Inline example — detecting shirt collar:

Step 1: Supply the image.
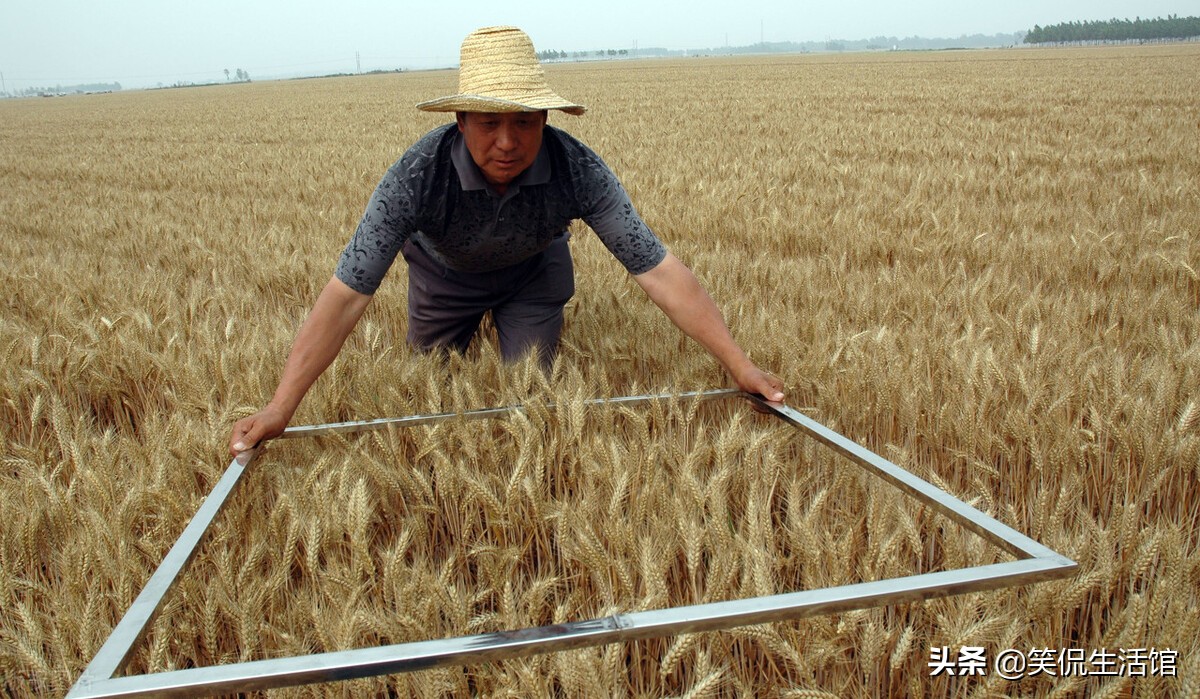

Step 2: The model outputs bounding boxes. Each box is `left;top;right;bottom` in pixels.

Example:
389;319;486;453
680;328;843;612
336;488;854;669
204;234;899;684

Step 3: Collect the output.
451;128;551;194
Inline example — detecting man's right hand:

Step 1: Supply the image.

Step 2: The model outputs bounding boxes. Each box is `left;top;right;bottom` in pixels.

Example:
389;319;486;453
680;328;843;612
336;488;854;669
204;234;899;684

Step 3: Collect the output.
225;276;373;460
229;404;292;457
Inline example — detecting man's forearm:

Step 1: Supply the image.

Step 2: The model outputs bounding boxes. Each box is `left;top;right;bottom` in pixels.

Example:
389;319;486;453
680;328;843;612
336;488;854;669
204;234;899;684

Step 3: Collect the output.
268;276;372;418
633;253;756;380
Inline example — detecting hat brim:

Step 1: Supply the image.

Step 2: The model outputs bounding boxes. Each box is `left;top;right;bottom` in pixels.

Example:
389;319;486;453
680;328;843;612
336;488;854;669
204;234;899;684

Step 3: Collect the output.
416;93;586;116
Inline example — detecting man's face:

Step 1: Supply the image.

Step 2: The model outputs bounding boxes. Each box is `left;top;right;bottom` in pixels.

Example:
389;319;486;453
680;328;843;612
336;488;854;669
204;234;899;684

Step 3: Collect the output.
456;111;546;192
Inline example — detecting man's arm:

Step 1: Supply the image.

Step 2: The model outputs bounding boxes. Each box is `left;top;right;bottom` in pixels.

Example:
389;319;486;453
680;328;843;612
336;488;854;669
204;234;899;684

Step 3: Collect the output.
633;253;784;401
229;275;372;456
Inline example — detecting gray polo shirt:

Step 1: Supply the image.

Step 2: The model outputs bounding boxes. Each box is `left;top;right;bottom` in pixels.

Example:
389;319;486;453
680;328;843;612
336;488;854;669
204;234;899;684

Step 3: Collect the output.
335;123;667;295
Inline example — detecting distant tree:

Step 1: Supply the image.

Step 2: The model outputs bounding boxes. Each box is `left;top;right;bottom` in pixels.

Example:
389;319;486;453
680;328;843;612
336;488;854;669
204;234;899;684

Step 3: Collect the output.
1025;15;1200;43
224;68;230;81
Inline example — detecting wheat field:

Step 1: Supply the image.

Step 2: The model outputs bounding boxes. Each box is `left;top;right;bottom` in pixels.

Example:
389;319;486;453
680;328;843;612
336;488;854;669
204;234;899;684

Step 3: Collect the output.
2;45;1199;697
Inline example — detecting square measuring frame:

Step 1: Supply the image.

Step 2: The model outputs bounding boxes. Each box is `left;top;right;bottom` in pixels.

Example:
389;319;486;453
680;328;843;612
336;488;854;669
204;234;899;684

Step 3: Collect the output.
67;389;1077;698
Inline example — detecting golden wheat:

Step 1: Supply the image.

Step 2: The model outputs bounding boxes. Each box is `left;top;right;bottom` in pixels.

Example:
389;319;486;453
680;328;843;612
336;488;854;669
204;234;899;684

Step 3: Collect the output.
1;45;1199;697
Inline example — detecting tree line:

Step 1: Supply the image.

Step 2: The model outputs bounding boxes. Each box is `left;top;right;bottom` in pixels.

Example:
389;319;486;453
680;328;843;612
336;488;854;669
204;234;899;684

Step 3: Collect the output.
15;81;121;97
537;49;628;61
1025;15;1200;44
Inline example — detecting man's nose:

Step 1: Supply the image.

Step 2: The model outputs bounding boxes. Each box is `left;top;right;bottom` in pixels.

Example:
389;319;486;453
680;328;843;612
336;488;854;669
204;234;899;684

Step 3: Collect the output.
495;124;515;150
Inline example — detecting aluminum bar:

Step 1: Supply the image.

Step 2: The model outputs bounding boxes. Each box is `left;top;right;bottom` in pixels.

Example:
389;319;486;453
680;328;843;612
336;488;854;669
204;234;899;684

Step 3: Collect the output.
64;558;1069;699
280;388;741;439
69;389;1077;698
745;395;1071;562
66;448;262;698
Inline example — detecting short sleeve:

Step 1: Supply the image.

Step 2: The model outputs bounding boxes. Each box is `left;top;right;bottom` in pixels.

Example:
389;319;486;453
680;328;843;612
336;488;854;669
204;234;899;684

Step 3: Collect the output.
334;127;447;294
334;169;416;294
561;136;666;275
580;170;667;275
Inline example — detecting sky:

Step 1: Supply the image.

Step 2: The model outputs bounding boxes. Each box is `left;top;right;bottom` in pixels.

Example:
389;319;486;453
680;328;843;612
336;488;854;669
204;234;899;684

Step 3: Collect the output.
2;0;1197;90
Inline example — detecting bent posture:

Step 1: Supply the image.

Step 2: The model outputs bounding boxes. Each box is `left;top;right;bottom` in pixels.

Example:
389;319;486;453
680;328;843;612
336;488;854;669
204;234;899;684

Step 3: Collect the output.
230;26;782;455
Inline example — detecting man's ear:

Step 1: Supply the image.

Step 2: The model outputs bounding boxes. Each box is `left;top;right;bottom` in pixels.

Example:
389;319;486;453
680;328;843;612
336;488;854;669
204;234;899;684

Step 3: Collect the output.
456;112;467;132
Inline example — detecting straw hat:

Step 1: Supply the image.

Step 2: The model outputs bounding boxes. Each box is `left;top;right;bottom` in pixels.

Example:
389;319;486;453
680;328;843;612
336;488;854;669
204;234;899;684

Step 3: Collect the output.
416;26;586;115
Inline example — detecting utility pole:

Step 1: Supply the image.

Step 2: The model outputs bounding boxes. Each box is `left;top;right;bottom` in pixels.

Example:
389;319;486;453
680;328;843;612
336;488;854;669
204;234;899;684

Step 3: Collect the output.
356;51;361;74
1;72;6;97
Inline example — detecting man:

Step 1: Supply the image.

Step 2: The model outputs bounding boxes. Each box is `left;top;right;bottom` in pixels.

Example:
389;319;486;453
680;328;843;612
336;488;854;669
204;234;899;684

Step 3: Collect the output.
229;26;783;457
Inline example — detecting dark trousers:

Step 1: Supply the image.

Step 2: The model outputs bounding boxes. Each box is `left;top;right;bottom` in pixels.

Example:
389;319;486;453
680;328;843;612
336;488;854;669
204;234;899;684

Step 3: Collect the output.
402;234;575;365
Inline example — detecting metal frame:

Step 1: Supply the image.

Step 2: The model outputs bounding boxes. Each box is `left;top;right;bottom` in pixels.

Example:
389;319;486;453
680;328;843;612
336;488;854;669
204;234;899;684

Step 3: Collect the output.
68;390;1077;698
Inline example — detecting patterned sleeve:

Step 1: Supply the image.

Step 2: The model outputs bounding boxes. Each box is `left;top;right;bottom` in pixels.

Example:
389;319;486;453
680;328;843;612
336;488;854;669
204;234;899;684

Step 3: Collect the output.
334;131;441;294
573;148;667;275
